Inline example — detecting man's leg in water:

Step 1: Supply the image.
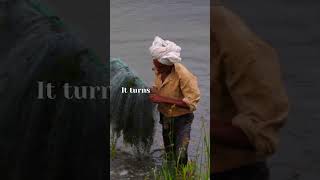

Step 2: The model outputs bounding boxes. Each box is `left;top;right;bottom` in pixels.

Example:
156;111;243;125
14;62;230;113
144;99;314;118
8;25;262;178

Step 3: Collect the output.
161;113;176;161
173;113;193;166
161;113;193;166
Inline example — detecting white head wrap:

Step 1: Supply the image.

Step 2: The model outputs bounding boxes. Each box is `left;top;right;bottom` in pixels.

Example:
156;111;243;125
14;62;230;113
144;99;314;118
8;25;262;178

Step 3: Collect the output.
149;36;182;65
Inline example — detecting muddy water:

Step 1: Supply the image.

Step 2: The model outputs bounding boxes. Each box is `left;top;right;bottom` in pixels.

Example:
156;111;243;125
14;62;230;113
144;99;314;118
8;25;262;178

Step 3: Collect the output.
111;0;210;179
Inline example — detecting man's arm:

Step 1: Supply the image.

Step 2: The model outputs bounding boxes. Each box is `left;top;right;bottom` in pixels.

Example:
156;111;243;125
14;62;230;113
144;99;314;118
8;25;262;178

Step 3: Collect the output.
212;120;254;150
215;50;289;155
149;94;189;108
149;74;201;110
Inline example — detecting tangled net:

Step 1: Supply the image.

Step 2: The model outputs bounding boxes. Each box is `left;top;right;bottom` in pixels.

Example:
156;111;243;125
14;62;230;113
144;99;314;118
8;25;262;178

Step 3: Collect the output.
110;58;155;154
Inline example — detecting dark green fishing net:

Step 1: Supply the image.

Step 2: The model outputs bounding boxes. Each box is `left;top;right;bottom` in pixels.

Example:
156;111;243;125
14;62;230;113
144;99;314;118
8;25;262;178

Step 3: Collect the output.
0;1;107;179
110;58;155;154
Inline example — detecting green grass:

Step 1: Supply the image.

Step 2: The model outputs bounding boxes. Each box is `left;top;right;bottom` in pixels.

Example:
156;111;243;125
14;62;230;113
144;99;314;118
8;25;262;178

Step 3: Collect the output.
146;116;210;180
110;134;118;159
110;117;210;180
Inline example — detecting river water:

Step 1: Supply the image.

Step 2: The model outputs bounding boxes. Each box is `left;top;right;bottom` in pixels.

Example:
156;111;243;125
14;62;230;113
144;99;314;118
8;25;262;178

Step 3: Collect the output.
111;0;210;179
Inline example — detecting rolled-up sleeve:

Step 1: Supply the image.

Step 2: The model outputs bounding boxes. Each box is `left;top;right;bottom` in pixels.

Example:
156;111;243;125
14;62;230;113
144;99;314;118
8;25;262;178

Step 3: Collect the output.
225;50;289;155
180;75;201;111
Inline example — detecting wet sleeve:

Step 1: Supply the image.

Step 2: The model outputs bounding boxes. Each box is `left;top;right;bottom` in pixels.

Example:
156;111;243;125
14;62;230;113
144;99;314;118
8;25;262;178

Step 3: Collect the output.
180;74;201;111
224;51;289;155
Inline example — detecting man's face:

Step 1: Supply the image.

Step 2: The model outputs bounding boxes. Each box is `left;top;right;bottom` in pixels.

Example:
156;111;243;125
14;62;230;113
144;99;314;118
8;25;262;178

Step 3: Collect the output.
153;59;164;69
153;59;172;73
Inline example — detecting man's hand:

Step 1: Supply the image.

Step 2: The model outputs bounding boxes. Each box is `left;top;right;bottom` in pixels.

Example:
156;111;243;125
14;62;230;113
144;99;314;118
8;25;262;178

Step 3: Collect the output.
148;93;189;109
149;87;163;103
148;94;164;103
212;119;254;150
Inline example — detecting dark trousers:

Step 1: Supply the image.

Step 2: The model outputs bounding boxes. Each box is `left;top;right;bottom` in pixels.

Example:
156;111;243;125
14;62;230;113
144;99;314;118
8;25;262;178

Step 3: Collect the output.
211;162;270;180
160;113;193;166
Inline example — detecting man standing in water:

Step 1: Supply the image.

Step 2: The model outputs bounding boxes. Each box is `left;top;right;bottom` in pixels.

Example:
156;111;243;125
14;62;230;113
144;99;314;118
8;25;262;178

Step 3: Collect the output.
212;2;289;180
148;36;201;166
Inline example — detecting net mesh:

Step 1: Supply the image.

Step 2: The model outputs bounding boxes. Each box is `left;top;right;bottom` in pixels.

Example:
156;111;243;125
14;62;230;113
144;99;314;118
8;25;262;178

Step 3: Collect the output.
0;0;107;179
110;58;155;154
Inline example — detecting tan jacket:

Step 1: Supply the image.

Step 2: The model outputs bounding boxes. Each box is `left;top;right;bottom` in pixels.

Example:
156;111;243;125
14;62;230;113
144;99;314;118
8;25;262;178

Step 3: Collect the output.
212;5;289;172
154;63;200;117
